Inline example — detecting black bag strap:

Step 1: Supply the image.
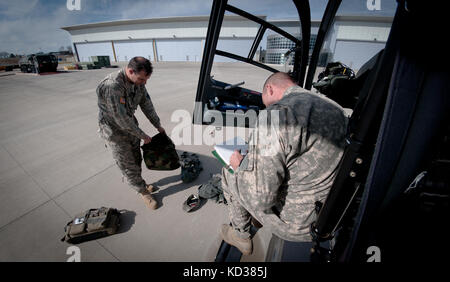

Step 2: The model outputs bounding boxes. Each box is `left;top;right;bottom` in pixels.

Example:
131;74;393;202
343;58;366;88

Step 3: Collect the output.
61;220;73;242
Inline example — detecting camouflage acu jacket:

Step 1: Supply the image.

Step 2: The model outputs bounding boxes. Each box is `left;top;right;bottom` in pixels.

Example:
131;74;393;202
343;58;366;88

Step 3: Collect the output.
96;68;161;140
234;86;348;241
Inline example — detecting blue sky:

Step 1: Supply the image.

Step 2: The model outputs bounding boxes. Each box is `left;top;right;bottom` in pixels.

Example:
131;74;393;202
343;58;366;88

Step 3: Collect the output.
0;0;396;55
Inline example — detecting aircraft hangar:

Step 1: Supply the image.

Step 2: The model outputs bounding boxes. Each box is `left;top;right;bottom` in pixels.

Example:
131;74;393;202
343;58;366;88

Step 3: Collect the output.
61;14;392;71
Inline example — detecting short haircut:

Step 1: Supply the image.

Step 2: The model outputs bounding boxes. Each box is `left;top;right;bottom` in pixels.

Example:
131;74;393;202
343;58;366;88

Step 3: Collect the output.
128;56;153;75
263;72;295;90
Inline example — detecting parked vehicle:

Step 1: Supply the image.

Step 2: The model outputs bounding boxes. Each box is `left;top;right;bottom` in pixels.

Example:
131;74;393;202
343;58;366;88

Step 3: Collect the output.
0;57;20;72
19;54;58;73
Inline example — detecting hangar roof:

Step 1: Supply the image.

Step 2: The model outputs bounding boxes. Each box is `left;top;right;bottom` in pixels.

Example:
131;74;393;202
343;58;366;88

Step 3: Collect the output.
61;15;266;31
62;15;392;31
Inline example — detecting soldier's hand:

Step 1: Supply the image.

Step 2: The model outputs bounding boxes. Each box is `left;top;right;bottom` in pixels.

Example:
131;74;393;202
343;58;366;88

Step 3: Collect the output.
157;127;166;135
143;135;152;144
230;150;244;171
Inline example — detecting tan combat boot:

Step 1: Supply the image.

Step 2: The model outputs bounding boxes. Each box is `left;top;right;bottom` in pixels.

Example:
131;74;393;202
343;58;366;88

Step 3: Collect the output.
140;184;157;210
220;224;253;255
145;184;155;193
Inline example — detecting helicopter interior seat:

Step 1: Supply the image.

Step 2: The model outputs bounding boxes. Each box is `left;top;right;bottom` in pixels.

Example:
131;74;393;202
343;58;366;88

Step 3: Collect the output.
319;49;385;110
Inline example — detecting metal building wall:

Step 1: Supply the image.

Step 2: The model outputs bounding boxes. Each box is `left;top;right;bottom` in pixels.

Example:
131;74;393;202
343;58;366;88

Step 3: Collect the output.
63;16;261;64
331;21;390;70
155;39;203;62
215;38;254;62
75;42;114;63
332;40;386;70
114;40;154;62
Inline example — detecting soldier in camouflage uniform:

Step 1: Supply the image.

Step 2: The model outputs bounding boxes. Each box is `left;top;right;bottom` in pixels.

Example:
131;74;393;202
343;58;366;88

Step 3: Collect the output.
97;57;165;210
220;72;348;255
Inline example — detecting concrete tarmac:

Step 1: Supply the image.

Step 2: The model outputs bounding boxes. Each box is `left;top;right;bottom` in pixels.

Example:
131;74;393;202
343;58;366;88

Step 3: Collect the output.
0;62;282;261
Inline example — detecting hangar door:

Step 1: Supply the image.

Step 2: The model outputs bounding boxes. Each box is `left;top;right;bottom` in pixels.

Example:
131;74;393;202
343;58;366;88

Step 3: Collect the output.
75;42;114;63
333;40;386;71
156;39;202;62
215;38;254;62
114;40;154;62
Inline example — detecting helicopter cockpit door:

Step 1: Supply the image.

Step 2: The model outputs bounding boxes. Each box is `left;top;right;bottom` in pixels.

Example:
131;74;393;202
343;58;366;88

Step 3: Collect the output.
192;0;311;128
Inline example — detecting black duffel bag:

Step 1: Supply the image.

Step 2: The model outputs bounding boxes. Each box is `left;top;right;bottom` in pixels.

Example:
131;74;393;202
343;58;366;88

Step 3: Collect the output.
141;133;180;170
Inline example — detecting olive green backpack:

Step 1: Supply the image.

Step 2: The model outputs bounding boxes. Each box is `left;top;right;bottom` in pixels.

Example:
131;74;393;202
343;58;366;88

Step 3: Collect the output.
61;207;121;244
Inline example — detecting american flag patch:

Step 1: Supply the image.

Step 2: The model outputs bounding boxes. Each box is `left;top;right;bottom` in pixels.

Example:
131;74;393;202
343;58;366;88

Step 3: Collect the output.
119;97;126;104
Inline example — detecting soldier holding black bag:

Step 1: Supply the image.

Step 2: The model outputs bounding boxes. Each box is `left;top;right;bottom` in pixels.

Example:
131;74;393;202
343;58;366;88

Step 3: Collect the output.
97;57;165;210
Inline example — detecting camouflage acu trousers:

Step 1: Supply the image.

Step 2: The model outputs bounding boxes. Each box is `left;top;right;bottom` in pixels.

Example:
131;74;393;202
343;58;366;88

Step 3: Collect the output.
221;167;314;242
100;123;146;193
221;168;255;239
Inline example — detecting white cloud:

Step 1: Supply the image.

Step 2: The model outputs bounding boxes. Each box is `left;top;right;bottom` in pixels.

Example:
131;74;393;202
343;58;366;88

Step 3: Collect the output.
0;0;39;18
117;0;213;20
0;4;74;54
